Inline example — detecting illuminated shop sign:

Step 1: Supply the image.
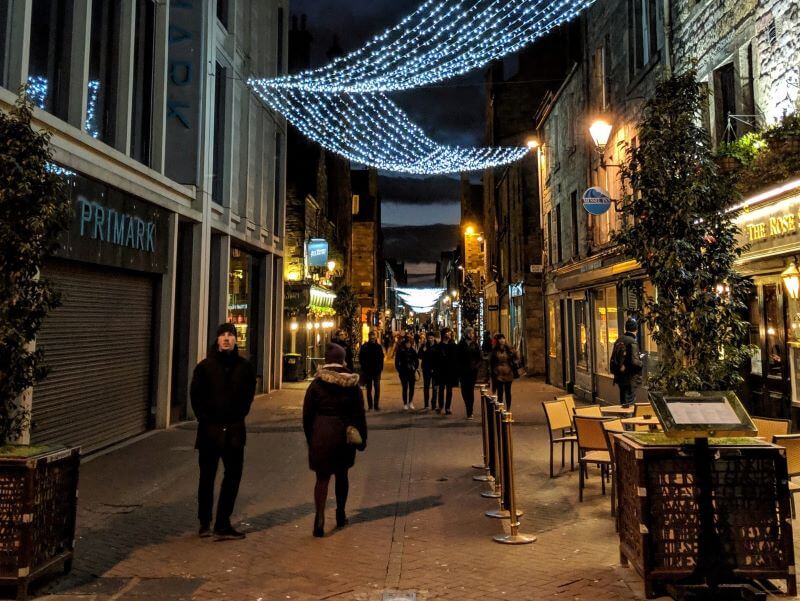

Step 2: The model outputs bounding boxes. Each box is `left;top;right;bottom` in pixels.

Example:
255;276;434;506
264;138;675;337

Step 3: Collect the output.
307;238;329;267
736;187;800;259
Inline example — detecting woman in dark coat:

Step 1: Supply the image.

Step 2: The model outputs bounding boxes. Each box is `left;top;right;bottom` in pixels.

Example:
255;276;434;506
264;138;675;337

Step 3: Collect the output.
303;344;367;537
489;334;520;409
395;336;419;410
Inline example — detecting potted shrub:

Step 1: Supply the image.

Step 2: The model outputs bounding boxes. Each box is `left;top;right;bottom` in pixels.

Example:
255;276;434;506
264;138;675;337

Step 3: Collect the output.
0;93;78;599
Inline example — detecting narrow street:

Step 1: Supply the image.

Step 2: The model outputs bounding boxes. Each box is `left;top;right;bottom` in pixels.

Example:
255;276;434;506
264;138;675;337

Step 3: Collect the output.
37;366;662;601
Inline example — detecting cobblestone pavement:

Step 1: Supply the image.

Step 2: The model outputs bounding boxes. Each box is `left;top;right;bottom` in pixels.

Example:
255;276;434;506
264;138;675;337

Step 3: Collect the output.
27;366;795;600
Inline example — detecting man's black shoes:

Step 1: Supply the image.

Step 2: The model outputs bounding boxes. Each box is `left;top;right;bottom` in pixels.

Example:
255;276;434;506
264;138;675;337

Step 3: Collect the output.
213;525;246;541
199;523;212;538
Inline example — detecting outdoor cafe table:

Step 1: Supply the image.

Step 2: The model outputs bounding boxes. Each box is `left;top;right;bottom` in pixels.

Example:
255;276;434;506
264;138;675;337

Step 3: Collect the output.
620;416;662;431
600;405;635;417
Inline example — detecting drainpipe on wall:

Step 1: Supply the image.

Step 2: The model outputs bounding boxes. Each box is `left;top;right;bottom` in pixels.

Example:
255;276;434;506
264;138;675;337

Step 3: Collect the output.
663;0;673;77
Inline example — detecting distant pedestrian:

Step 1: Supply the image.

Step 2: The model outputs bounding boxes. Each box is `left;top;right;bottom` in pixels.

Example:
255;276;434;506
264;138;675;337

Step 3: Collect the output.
332;329;355;372
457;327;482;419
395;336;419;410
359;330;385;411
435;327;459;415
610;318;644;406
481;330;493;354
303;343;367;537
418;331;439;410
190;323;256;540
489;334;519;410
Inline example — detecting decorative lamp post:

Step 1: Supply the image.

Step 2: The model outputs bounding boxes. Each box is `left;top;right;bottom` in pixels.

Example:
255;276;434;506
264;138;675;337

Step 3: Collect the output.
782;261;800;300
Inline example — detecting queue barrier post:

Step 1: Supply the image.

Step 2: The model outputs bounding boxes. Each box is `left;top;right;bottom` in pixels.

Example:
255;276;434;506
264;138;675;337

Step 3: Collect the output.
480;396;501;499
473;389;492;481
493;411;536;545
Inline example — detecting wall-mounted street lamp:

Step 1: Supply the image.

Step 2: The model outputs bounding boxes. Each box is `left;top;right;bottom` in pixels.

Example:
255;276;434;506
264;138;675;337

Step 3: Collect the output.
327;260;336;272
782;261;800;300
526;137;540;150
589;118;617;168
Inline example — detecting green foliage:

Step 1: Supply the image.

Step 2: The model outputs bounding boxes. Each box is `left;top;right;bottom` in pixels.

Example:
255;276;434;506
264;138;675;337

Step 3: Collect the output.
0;93;71;444
459;273;480;329
736;112;800;196
612;70;752;394
716;132;765;164
333;284;360;348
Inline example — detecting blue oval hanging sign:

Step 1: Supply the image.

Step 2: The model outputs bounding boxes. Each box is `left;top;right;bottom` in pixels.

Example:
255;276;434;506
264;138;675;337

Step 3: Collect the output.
582;187;612;216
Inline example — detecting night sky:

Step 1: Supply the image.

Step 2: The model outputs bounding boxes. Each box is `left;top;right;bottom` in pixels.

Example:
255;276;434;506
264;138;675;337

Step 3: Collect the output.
290;0;485;276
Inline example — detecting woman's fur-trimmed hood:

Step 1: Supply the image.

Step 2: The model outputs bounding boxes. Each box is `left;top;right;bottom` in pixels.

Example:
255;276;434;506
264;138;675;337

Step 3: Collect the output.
315;365;360;388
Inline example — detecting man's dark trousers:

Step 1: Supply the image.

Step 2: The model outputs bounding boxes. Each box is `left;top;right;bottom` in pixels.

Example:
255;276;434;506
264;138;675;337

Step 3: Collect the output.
460;375;476;417
437;382;453;412
423;370;435;407
198;431;244;530
364;374;381;409
618;381;636;406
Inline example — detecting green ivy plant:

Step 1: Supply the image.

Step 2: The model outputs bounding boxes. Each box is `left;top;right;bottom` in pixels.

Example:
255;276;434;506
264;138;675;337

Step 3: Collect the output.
613;70;752;393
0;93;71;444
333;284;360;351
734;112;800;196
716;131;765;165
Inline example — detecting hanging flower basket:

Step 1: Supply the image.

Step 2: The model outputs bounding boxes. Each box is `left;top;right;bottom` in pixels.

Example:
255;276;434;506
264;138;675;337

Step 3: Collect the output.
715;155;741;175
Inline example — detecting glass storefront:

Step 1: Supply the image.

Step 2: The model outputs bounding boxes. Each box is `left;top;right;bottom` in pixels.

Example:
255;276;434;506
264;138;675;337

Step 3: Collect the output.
228;248;257;356
593;285;618;375
574;299;588;370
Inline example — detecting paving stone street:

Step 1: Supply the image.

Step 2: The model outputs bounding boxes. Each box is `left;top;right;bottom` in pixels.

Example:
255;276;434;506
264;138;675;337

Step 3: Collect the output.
27;367;793;601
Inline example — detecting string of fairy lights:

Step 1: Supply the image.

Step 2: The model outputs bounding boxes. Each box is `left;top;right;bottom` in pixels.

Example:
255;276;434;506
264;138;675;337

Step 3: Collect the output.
249;0;595;173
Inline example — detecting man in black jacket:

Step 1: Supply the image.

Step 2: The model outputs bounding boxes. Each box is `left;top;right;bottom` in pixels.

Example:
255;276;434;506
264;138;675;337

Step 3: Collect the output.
418;332;438;410
457;327;482;419
611;318;644;406
359;330;385;410
435;327;459;415
190;323;256;540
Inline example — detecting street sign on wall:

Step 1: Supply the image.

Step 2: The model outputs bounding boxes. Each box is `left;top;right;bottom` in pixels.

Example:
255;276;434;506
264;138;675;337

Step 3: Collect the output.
583;187;613;215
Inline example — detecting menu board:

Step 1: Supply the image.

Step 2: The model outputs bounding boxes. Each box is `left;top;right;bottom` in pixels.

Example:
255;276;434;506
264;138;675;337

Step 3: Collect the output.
649;391;756;438
665;398;740;425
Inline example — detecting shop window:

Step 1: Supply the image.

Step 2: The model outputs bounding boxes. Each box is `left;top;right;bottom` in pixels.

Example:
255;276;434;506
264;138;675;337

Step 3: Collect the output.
764;284;785;377
228;248;253;352
212;61;227;205
749;293;763;375
549;300;557;358
87;0;121;141
131;0;156;166
575;300;588;370
592;163;621;246
0;2;11;89
28;0;74;120
594;286;618;375
641;281;659;355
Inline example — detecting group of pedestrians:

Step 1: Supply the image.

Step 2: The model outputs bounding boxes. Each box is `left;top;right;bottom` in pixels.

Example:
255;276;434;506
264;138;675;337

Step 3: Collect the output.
189;321;522;541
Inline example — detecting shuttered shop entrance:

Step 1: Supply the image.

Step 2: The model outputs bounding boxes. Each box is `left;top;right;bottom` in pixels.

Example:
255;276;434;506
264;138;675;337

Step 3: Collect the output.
32;260;155;453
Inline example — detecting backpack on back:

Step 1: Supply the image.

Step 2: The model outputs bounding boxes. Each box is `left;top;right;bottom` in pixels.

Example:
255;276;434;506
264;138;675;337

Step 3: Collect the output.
609;338;628;376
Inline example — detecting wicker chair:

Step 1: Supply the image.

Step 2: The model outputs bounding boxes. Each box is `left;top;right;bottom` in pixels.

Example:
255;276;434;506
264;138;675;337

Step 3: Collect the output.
543;400;577;478
574;405;603;418
773;434;800;518
753;416;791;441
574;416;614;503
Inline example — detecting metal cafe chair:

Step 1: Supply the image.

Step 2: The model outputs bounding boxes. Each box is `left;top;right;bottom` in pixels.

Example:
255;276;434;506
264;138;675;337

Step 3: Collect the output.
542;400;577;478
555;395;577;426
602;418;625;517
753;416;791;442
773;434;800;518
574;416;615;503
574;405;603;418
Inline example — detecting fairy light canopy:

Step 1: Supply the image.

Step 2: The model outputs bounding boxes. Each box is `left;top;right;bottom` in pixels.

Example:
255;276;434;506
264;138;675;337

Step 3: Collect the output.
396;288;447;313
248;0;596;174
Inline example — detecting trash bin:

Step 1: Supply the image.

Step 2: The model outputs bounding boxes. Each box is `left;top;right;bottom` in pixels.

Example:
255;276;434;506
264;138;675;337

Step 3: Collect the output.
283;353;304;382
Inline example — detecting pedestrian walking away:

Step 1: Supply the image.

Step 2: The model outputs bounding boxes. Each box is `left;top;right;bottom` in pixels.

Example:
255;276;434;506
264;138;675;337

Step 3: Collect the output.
303;343;368;538
610;318;644;406
489;333;519;410
395;335;419;410
332;329;355;372
457;327;482;419
359;330;385;410
435;327;459;415
190;322;256;541
418;331;439;410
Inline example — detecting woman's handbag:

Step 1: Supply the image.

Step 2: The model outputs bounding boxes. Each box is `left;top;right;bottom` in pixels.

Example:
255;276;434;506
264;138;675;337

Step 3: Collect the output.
346;425;363;446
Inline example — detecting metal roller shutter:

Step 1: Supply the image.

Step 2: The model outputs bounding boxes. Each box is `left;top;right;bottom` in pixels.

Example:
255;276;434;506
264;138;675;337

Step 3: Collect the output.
32;260;154;453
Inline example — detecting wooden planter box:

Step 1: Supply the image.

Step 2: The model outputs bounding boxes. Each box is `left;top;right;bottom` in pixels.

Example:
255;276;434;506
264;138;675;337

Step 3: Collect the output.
0;447;80;600
614;434;796;598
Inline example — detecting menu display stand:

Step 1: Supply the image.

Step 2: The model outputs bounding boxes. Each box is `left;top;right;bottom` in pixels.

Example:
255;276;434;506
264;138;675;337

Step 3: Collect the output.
649;391;763;601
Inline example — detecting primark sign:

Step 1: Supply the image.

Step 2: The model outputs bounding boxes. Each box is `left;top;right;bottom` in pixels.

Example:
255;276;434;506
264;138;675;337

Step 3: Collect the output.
54;173;170;273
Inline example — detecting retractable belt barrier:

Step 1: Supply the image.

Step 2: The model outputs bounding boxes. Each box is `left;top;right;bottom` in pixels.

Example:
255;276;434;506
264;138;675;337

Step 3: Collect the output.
474;392;536;544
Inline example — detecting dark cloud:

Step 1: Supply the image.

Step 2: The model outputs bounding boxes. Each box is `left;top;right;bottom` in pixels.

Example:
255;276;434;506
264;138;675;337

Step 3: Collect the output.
382;223;460;264
379;175;461;205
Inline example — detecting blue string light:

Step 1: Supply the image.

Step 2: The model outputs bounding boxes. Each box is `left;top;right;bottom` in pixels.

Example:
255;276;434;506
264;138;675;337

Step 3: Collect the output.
85;80;100;138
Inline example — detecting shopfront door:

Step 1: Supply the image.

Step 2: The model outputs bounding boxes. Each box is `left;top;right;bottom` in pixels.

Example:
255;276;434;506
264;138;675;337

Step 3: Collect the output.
747;281;791;418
